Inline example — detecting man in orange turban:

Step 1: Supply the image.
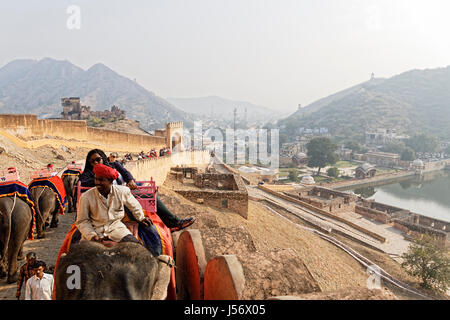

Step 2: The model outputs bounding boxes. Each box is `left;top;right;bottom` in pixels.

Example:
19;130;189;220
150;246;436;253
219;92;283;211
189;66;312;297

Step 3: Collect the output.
75;163;153;243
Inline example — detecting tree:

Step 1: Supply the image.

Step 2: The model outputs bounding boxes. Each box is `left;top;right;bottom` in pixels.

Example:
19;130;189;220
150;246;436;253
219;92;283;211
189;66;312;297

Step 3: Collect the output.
406;133;440;153
327;167;340;178
306;137;339;176
401;235;450;293
344;141;362;153
288;169;299;182
401;147;416;161
444;145;450;156
382;140;406;154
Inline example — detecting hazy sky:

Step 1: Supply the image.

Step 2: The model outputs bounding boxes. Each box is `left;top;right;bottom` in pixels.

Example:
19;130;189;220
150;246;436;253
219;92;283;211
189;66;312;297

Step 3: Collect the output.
2;0;450;113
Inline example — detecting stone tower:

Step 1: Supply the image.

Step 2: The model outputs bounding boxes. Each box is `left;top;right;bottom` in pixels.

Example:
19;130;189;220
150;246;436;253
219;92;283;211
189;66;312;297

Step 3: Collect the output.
61;97;81;119
166;121;184;152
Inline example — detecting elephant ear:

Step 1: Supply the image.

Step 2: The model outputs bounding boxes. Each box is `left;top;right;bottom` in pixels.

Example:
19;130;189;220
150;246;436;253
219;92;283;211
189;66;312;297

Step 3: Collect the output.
150;255;174;300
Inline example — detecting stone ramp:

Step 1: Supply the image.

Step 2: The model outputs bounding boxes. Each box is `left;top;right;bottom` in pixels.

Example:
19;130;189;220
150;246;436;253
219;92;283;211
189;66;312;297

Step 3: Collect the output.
249;186;413;257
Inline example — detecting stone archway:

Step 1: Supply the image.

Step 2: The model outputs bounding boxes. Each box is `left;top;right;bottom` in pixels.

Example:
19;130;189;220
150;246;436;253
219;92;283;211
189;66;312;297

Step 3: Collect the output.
171;132;182;152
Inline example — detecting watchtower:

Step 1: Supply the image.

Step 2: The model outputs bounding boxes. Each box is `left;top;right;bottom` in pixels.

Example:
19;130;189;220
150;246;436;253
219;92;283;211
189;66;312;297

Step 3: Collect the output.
61;97;81;119
166;121;184;152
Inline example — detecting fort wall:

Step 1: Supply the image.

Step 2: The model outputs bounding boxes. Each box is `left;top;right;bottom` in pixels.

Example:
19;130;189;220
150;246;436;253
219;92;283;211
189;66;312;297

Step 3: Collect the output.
125;150;211;187
0;114;167;152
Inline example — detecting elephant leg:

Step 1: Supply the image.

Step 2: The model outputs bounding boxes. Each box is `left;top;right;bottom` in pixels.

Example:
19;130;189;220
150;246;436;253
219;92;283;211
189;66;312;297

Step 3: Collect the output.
7;240;21;283
67;194;72;213
0;241;6;278
0;208;11;279
70;192;76;213
7;233;25;283
7;206;31;283
73;197;78;215
0;234;7;278
50;207;59;228
17;246;24;261
36;216;46;239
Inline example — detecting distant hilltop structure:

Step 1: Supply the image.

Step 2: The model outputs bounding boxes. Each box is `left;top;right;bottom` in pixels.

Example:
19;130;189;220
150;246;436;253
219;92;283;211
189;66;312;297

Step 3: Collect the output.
61;97;126;121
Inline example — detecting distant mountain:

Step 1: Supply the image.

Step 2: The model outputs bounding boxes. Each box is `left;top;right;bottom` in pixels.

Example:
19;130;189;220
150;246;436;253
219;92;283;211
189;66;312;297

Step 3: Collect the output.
167;96;285;125
278;66;450;141
0;58;193;130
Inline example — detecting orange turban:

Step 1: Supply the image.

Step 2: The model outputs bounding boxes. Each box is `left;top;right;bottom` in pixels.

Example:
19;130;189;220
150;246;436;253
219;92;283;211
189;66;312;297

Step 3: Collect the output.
93;164;119;180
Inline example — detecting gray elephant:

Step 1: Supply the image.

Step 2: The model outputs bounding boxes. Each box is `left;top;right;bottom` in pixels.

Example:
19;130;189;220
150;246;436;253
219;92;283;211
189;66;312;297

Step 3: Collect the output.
30;187;60;239
0;195;33;283
54;241;173;300
62;175;79;213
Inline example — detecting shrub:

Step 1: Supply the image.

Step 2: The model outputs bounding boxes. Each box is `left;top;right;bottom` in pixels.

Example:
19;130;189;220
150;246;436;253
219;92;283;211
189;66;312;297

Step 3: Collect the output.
288;169;299;182
401;235;450;293
327;167;340;178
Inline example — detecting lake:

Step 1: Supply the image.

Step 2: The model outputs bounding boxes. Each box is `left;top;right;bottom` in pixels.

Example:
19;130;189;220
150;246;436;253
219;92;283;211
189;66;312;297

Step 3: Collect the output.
345;170;450;223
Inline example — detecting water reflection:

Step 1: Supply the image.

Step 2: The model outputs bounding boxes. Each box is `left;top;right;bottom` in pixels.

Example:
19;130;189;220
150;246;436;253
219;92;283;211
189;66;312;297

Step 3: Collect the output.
350;170;450;222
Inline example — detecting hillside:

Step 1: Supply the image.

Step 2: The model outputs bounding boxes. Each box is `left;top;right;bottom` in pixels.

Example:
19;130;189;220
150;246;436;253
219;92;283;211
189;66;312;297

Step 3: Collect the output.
278;66;450;141
0;58;193;130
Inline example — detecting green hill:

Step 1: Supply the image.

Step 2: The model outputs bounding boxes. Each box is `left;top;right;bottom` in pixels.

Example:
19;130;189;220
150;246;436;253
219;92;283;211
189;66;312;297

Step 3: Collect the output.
278;66;450;142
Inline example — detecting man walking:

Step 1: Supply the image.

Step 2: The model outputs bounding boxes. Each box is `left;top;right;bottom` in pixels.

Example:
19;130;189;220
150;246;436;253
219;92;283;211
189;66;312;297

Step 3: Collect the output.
25;261;54;300
16;252;37;300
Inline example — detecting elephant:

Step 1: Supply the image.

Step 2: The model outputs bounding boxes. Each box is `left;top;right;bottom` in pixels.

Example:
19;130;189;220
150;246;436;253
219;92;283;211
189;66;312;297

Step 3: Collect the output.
30;187;60;239
54;241;173;300
62;174;79;213
0;195;33;283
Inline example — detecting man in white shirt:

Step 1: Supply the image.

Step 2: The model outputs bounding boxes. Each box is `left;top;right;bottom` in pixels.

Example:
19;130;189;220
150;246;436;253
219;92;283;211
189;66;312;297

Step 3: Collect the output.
75;163;153;243
25;261;54;300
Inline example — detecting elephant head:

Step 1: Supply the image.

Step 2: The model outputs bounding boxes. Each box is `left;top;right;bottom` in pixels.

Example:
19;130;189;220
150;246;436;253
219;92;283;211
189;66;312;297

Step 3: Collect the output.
54;241;173;300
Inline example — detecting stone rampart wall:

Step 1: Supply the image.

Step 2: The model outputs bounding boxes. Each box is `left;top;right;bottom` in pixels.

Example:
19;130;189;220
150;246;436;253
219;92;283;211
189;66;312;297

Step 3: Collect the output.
355;206;390;224
0;114;166;152
125;151;211;187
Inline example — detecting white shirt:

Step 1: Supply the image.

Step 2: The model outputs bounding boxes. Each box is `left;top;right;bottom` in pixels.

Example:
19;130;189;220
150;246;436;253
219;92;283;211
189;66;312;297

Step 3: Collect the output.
25;273;54;300
75;185;145;242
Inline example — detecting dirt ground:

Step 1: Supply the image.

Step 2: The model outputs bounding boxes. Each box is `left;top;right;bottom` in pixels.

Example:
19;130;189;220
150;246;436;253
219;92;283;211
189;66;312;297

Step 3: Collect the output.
0;134;92;183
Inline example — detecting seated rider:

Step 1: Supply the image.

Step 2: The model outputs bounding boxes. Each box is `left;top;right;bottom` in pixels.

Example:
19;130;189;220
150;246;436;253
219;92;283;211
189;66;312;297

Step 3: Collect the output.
47;164;58;177
75;163;153;243
79;149;195;232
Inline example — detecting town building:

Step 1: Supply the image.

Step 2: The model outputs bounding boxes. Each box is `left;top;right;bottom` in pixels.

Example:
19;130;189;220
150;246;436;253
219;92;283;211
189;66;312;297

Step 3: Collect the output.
365;128;408;146
355;163;377;179
365;151;400;167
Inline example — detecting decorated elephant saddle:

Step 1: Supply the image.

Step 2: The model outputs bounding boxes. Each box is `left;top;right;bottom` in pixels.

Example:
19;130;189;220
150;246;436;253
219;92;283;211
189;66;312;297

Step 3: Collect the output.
29;176;67;215
62;164;83;178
